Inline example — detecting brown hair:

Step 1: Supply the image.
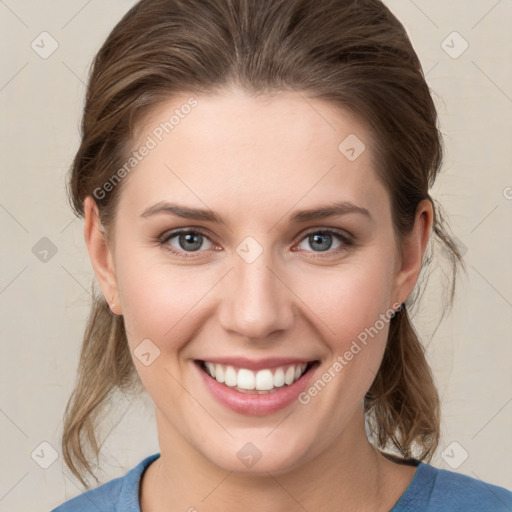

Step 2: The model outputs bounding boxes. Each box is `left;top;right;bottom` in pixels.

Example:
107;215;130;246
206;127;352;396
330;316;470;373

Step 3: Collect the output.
63;0;466;487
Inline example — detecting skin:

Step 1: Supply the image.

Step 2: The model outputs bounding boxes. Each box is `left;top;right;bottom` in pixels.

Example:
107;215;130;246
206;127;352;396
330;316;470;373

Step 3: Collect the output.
84;87;433;511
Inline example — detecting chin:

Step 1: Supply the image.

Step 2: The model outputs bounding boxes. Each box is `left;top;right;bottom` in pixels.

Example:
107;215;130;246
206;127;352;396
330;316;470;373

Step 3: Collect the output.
198;432;314;476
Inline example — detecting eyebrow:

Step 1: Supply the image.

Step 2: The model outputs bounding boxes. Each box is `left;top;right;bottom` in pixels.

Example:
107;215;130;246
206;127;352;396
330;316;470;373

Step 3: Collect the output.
140;200;372;223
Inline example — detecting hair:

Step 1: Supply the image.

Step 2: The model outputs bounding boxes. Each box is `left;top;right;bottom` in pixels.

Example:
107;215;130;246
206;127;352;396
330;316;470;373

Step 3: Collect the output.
62;0;467;487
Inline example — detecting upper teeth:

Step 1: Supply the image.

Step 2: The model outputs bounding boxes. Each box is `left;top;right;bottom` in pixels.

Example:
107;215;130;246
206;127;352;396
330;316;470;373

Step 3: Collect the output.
203;362;308;392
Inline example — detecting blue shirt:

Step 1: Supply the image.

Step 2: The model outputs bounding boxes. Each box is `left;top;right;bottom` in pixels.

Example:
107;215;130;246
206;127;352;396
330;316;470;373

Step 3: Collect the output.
50;452;512;511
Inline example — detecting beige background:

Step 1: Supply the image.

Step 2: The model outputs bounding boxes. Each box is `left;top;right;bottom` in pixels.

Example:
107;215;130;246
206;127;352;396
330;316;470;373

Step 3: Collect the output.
0;0;511;510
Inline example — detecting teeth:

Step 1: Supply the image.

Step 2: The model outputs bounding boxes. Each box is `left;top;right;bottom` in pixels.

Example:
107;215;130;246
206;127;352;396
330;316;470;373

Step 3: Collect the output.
284;366;295;385
205;362;215;377
202;361;310;392
237;369;255;390
216;364;225;383
273;367;285;387
224;365;237;387
255;369;274;391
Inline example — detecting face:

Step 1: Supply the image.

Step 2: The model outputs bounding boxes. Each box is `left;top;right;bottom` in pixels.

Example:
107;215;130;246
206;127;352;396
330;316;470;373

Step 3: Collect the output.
86;87;427;475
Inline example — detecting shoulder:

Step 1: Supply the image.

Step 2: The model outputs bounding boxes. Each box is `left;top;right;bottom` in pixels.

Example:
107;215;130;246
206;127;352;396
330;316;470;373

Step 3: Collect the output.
50;474;124;512
424;463;512;511
49;453;160;512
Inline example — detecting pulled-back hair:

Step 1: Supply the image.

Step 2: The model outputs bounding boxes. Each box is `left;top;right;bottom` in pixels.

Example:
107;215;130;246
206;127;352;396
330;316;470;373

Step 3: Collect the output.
63;0;466;487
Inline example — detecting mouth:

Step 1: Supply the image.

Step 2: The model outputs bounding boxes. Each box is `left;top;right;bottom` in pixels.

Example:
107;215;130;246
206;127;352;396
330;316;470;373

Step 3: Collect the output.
195;359;319;394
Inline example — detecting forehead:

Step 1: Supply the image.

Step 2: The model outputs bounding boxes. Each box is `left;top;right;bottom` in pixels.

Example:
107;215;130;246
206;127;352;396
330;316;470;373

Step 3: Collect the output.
119;88;390;221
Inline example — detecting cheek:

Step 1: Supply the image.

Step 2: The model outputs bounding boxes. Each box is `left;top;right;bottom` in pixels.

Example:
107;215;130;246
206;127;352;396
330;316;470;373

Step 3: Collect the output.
115;232;395;359
115;247;220;345
294;258;394;341
294;270;394;417
114;251;216;396
292;257;395;397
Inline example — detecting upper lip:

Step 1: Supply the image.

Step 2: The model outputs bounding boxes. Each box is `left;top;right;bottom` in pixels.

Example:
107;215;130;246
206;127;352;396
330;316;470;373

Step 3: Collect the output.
196;357;318;371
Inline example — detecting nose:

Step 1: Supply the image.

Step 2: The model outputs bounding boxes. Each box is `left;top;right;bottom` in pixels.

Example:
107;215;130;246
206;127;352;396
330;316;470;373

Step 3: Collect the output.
217;249;295;340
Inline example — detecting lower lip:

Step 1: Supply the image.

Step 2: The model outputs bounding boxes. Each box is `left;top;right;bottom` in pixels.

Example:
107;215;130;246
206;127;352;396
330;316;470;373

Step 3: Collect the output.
195;361;318;416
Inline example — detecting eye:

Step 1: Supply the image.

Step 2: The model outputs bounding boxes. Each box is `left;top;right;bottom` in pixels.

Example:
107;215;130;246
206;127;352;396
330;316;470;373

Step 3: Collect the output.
160;229;215;257
295;229;353;255
158;227;354;259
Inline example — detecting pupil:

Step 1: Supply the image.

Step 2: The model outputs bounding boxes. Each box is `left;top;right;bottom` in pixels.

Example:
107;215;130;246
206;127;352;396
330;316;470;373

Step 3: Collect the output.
310;233;332;252
179;232;202;251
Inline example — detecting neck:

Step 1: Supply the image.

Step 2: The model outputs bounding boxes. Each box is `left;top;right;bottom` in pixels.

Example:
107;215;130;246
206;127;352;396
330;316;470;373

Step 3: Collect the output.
141;409;403;512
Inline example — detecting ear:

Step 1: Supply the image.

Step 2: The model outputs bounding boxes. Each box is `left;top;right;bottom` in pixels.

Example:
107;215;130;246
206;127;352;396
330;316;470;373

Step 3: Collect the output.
83;196;121;314
391;198;433;306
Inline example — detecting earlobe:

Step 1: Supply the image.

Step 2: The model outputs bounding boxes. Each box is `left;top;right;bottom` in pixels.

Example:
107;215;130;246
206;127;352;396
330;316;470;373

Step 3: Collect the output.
392;199;433;305
83;196;121;314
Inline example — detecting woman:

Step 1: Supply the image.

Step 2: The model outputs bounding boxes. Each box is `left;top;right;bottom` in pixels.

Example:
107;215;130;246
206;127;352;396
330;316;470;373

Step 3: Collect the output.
51;0;512;510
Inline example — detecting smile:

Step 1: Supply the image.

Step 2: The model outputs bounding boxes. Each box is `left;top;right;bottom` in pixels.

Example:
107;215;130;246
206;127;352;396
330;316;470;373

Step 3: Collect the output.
195;358;319;415
198;360;314;394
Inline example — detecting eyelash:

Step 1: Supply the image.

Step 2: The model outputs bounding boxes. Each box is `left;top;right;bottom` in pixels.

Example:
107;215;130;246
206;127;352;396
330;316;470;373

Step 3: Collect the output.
157;227;354;260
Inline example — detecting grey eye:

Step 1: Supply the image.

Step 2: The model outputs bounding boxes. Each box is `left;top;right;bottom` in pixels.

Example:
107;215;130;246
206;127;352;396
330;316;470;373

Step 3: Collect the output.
167;231;213;252
297;231;343;252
